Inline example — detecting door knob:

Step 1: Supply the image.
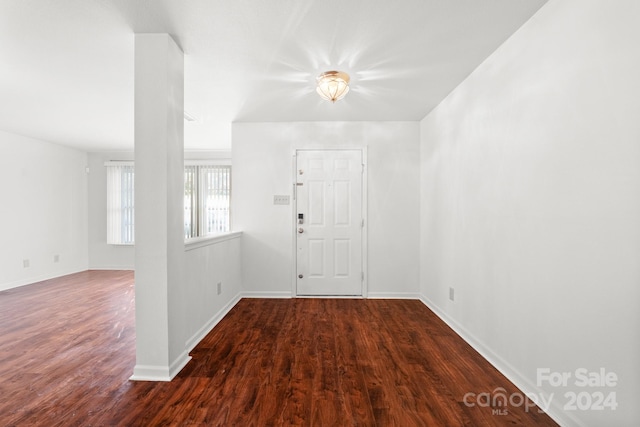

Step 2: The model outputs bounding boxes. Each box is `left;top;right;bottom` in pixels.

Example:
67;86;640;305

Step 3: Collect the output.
298;227;304;234
298;274;303;279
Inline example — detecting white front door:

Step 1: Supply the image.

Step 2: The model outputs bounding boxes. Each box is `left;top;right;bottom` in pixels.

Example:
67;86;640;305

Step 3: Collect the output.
295;149;363;296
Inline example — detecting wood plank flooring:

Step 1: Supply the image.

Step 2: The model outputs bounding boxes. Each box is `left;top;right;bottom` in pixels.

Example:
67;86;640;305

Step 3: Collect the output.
0;270;558;426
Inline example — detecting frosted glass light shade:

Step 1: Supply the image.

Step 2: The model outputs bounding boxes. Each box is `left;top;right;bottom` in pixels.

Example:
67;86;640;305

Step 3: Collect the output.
316;71;350;102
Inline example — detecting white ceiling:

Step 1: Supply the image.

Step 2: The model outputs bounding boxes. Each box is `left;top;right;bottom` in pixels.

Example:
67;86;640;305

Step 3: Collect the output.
0;0;547;152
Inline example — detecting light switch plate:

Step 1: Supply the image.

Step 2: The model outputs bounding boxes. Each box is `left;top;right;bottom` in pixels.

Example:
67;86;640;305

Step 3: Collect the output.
273;195;290;205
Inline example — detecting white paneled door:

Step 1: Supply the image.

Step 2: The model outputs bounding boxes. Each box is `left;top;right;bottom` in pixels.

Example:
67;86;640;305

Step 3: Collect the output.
295;150;364;296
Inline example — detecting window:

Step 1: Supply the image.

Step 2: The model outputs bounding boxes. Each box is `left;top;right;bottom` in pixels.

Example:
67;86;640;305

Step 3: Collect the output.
105;161;231;245
184;164;231;239
106;162;135;245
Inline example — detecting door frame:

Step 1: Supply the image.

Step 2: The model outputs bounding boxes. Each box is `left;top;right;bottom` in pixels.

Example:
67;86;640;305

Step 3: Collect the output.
291;147;368;298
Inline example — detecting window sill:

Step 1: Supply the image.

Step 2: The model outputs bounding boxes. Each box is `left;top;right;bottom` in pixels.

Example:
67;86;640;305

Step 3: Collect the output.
184;231;242;251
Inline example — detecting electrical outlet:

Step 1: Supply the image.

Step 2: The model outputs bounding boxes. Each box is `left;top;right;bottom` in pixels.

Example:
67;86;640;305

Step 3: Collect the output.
449;287;455;301
217;282;222;295
53;254;60;263
23;259;30;268
273;195;290;205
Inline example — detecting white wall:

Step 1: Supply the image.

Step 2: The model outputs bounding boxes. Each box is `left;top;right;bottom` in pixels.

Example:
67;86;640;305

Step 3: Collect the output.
0;130;89;291
232;121;420;298
184;234;243;350
419;0;640;425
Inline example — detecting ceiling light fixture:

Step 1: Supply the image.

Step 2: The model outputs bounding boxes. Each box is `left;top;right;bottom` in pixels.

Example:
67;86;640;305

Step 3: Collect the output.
316;71;350;102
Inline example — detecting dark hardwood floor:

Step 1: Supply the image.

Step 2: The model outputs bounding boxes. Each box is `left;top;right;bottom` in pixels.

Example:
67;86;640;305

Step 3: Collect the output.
0;270;558;426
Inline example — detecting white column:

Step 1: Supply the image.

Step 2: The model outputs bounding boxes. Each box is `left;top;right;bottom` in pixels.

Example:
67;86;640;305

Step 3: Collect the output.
131;33;189;381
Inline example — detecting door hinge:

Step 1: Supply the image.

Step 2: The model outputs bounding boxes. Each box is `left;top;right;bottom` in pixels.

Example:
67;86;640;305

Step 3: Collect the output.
361;218;365;228
361;271;364;281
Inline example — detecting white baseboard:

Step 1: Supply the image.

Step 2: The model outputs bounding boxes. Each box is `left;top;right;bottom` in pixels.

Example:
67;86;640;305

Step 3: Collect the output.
185;292;243;352
0;267;88;292
240;291;420;299
129;351;192;382
241;291;293;298
368;292;420;299
169;351;192;379
131;292;242;382
419;294;580;427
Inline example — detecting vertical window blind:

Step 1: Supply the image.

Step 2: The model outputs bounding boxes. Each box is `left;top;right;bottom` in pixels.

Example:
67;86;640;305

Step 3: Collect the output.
106;162;135;245
184;164;231;239
106;161;230;245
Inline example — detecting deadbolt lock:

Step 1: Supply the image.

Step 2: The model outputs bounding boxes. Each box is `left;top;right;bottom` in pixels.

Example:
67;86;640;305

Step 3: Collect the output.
298;274;303;279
